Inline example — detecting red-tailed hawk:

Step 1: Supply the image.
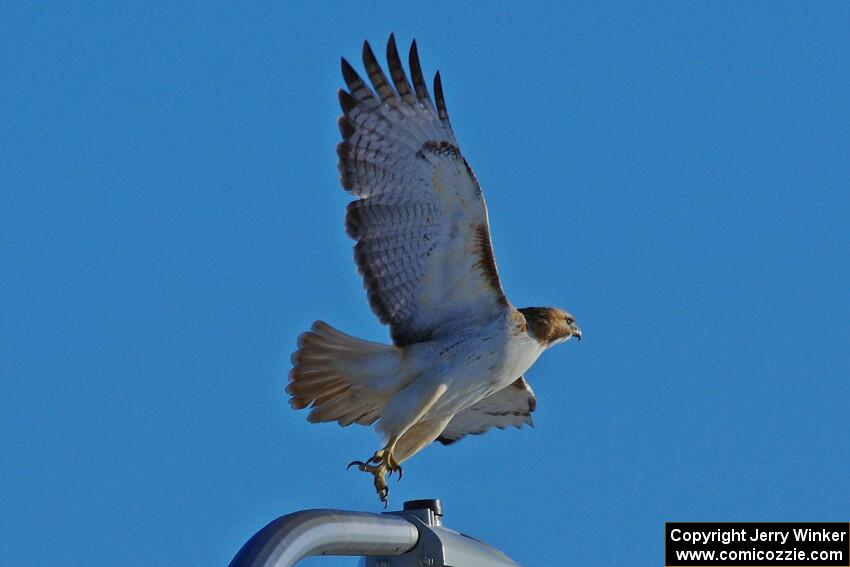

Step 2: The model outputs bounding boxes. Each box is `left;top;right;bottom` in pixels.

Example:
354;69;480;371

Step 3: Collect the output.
287;35;581;505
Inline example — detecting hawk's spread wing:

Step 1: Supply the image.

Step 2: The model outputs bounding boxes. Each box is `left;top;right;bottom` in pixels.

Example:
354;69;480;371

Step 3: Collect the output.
338;35;508;346
436;377;536;445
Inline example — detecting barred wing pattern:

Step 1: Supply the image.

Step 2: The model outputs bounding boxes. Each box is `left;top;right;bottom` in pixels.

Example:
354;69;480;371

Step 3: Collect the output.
338;35;508;346
436;377;536;445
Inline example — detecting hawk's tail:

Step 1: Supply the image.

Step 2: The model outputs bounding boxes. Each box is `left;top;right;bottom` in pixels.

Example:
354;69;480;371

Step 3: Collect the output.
287;321;405;426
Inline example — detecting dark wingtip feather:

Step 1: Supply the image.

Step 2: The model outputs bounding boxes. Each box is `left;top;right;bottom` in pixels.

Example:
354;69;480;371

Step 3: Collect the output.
436;436;459;446
362;39;395;102
386;33;414;102
338;89;356;114
408;39;433;107
341;55;377;104
341;57;358;85
434;71;449;121
337;116;355;140
362;39;375;63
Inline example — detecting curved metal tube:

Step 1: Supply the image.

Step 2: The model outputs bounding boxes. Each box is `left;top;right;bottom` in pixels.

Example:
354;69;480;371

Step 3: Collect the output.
229;509;419;567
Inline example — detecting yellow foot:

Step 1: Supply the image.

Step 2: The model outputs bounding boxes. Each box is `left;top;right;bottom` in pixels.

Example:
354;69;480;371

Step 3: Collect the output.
347;449;403;507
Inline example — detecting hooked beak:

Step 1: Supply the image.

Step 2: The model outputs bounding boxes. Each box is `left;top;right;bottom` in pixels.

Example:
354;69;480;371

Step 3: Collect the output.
573;328;582;342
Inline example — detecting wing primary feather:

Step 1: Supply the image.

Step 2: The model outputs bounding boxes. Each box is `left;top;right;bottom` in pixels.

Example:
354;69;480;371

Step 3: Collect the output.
362;40;396;103
386;34;415;104
337;116;355;140
341;57;376;104
338;89;356;114
434;71;449;121
408;40;434;109
336;38;503;347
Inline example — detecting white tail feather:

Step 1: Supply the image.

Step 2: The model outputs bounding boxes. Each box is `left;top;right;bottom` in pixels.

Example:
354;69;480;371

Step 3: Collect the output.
287;321;408;426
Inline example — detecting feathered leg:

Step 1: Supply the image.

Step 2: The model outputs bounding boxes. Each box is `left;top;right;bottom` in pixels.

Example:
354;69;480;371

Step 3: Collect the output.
392;417;453;463
348;377;448;506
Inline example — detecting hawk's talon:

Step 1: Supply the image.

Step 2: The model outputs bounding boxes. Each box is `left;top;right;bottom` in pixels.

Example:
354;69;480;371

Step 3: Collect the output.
348;448;402;504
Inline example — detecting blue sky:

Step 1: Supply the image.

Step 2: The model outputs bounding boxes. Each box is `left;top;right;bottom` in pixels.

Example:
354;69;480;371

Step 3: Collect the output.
2;2;849;566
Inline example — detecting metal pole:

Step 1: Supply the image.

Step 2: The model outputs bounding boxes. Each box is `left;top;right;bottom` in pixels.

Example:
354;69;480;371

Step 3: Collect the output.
229;509;419;567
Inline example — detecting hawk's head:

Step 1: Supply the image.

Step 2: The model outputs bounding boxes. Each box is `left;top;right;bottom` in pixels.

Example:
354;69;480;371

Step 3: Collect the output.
519;307;581;347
